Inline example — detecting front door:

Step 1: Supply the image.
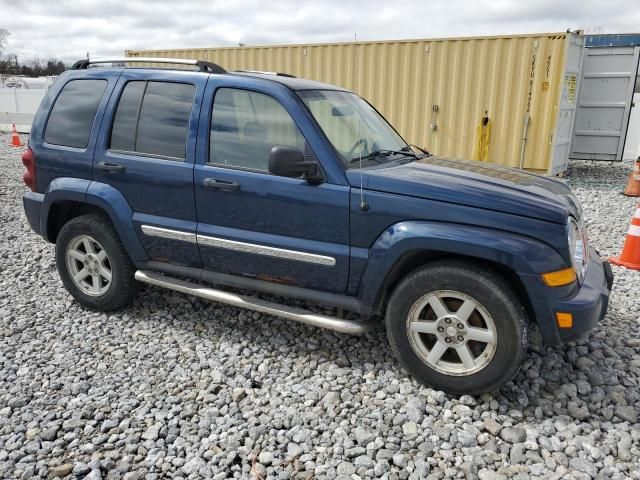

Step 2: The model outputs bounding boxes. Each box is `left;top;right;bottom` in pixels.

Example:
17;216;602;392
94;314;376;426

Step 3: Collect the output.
93;70;207;267
194;82;350;293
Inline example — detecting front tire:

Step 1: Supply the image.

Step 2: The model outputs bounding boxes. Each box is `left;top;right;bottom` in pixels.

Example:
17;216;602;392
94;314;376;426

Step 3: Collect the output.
385;260;528;395
55;214;138;311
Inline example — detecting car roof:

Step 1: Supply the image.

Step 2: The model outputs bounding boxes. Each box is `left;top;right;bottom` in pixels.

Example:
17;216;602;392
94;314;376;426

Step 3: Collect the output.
230;71;347;92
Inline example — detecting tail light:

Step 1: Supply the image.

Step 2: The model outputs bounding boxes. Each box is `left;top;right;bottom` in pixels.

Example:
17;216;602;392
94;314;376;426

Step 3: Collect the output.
22;147;36;192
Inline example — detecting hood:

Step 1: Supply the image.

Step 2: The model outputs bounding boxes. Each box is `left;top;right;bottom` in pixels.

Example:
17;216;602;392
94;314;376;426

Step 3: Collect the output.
348;156;580;224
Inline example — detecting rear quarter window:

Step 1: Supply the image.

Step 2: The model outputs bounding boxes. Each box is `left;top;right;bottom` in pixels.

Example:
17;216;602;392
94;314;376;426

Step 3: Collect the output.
44;79;107;148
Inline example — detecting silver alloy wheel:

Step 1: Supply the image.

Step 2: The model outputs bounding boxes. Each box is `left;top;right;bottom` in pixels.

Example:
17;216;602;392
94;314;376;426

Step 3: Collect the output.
406;290;497;376
65;235;112;297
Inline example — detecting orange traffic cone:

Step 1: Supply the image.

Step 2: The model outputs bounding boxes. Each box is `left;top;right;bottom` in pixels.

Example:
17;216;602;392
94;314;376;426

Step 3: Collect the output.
9;124;23;147
609;204;640;270
623;158;640;196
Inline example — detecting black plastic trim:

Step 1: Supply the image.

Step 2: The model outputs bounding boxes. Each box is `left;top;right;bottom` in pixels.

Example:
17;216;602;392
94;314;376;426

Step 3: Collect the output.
71;59;227;74
143;261;367;314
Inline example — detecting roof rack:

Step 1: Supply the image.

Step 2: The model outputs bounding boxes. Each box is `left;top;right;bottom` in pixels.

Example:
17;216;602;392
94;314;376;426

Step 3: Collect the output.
70;57;227;74
234;69;296;78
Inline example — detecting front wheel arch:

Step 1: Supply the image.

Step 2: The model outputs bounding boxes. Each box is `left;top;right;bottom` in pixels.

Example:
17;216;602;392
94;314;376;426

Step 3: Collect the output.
377;251;536;327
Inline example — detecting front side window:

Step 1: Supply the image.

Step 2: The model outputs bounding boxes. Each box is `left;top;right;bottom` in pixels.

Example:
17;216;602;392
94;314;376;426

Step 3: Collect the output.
210;88;305;171
297;90;408;168
110;81;195;160
45;79;107;148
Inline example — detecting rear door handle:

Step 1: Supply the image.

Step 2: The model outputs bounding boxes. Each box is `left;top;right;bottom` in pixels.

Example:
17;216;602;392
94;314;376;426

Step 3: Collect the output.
203;178;240;192
97;162;125;173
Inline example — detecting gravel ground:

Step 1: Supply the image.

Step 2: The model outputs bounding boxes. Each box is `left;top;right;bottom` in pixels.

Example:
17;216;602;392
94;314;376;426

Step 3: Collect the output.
0;132;639;480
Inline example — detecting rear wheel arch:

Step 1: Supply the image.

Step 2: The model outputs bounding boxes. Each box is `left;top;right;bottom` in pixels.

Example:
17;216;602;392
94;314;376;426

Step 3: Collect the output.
42;182;148;264
46;201;111;243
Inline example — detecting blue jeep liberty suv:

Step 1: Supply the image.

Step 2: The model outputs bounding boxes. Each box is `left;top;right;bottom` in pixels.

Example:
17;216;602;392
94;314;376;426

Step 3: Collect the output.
21;57;613;394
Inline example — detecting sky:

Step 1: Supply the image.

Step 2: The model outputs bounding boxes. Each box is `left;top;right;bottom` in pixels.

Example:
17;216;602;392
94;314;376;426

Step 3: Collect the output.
1;0;639;63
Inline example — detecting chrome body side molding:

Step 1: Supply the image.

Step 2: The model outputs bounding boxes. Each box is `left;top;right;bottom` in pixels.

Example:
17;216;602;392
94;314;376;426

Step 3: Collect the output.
197;234;336;266
140;225;336;266
141;225;197;244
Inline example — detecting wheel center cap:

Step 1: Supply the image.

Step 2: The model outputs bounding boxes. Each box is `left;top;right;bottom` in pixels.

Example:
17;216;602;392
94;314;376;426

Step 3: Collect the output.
446;326;457;337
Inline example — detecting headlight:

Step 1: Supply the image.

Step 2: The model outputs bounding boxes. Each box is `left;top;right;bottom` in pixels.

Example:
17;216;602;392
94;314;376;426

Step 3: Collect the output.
568;217;587;282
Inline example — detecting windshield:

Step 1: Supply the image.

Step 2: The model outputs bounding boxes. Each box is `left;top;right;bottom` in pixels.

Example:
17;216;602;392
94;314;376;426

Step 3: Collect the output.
297;90;409;168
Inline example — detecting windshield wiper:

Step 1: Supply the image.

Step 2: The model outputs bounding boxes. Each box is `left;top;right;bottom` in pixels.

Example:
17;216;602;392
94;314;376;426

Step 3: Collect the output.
408;144;431;156
350;147;419;163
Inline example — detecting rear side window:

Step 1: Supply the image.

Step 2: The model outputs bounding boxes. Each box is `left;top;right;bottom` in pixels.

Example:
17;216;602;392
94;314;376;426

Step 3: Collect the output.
110;81;195;160
110;81;145;152
45;79;107;148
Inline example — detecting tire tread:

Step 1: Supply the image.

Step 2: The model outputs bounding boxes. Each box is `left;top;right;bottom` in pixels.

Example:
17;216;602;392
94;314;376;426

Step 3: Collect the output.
385;259;528;395
55;214;138;311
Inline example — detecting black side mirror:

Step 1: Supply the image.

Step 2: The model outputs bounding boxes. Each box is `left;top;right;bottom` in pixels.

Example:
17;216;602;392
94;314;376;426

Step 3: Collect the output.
268;146;322;182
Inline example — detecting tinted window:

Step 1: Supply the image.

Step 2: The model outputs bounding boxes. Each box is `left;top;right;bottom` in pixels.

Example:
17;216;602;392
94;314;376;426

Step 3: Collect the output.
298;90;407;168
45;79;107;148
110;81;145;152
110;81;195;160
210;88;305;171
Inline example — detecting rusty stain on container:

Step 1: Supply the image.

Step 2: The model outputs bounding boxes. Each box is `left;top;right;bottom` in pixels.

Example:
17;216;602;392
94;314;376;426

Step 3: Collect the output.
126;32;581;174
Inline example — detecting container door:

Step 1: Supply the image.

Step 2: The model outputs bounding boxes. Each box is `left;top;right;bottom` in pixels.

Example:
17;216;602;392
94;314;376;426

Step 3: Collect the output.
570;46;640;161
548;34;585;175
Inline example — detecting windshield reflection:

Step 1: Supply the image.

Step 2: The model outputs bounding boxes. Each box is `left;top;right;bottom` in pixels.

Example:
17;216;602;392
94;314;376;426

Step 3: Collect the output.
297;90;409;168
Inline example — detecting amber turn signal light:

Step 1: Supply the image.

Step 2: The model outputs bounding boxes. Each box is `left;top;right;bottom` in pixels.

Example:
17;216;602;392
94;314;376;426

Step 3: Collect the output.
556;312;573;328
541;268;577;287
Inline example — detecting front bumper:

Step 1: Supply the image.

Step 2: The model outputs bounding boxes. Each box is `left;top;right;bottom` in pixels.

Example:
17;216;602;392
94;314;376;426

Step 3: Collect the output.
553;250;613;342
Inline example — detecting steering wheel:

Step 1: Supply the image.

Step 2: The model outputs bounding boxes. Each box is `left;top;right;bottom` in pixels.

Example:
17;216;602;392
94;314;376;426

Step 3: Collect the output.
347;138;369;160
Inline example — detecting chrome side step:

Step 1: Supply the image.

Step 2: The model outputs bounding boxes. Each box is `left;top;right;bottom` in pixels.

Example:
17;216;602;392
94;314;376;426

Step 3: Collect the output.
134;270;375;335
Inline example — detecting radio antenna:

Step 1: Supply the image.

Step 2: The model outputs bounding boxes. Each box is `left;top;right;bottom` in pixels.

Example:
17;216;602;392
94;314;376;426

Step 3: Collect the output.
355;32;369;212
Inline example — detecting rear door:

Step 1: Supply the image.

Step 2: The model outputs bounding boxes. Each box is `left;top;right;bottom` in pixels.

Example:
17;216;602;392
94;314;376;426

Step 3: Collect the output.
570;46;640;161
93;70;207;267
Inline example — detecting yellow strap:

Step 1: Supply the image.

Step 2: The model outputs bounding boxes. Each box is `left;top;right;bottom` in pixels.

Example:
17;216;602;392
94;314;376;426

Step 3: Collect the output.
473;119;491;162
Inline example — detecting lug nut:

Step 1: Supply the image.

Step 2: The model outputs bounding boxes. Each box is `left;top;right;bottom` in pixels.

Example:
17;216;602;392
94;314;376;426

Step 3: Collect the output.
445;318;452;324
457;335;464;341
437;326;444;332
457;323;464;329
445;337;452;343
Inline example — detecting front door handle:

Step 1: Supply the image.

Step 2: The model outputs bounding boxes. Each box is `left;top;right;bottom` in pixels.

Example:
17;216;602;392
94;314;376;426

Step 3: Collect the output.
97;162;125;173
203;178;240;192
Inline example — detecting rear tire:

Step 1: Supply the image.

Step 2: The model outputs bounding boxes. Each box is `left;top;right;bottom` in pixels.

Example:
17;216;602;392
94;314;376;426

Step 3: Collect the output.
385;260;528;395
55;214;138;311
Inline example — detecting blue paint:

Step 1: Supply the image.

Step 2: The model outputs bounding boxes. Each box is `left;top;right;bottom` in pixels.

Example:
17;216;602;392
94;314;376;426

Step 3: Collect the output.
586;34;640;48
22;192;44;234
84;181;148;263
23;65;612;347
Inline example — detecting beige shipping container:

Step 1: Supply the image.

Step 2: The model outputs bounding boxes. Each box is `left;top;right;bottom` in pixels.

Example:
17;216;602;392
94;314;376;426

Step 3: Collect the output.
126;32;585;174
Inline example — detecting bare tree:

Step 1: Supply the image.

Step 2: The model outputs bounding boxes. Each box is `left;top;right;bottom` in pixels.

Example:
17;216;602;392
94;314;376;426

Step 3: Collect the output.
0;30;67;76
0;28;9;52
0;29;10;75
